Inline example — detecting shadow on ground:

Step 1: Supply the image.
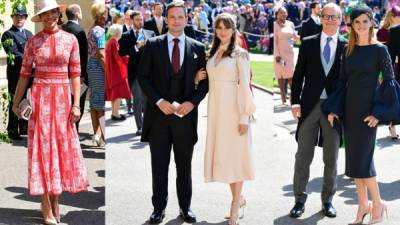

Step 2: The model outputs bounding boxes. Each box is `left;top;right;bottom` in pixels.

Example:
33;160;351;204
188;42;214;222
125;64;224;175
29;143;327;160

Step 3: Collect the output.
5;186;105;210
273;212;325;225
281;174;400;205
0;208;104;225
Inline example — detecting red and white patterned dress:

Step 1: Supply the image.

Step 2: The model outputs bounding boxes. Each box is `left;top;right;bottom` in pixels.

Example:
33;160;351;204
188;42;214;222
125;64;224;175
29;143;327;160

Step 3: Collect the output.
20;28;89;195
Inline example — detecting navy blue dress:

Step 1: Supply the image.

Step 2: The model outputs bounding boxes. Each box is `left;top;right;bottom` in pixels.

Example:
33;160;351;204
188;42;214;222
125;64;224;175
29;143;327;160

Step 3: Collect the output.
323;44;400;178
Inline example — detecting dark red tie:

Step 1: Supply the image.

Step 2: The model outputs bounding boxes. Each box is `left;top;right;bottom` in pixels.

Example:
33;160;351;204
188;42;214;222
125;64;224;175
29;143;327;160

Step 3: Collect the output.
172;38;180;75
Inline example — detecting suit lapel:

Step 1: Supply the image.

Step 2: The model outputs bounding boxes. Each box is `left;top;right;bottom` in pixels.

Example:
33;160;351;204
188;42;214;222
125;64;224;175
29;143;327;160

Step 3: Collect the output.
130;29;137;43
161;35;171;77
185;38;194;85
151;19;159;35
314;34;325;77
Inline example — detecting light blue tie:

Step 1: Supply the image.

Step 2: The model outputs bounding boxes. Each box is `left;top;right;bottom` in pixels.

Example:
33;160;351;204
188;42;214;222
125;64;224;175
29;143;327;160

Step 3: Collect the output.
323;37;332;64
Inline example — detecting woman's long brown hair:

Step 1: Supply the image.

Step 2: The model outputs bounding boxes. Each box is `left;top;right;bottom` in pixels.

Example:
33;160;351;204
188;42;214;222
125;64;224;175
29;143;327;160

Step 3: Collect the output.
208;13;237;59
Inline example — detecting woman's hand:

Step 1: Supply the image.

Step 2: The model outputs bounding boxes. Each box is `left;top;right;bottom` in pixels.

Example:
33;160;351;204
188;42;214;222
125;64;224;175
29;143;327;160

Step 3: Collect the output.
327;113;339;127
364;115;379;127
195;68;207;84
239;124;248;136
69;106;81;124
12;104;22;119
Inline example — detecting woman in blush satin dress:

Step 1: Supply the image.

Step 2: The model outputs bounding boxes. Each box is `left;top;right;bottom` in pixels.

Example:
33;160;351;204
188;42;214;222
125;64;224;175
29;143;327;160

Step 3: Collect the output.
196;13;256;225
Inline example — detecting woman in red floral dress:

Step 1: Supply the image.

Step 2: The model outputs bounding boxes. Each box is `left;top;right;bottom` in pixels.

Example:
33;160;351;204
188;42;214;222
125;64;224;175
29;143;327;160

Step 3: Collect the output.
12;1;88;224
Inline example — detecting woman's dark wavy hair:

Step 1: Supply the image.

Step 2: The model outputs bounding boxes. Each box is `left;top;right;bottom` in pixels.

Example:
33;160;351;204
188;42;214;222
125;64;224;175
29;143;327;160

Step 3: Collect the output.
208;13;237;59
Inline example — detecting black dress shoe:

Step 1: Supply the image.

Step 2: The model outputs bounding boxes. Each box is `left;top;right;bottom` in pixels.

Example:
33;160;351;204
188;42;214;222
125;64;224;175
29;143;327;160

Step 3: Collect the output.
127;108;134;115
149;210;165;224
289;202;305;218
135;129;142;136
322;203;337;218
8;133;22;140
111;114;126;121
179;208;196;223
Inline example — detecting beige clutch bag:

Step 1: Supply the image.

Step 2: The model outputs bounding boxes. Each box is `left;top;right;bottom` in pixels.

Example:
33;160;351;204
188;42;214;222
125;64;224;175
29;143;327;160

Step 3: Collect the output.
18;89;32;120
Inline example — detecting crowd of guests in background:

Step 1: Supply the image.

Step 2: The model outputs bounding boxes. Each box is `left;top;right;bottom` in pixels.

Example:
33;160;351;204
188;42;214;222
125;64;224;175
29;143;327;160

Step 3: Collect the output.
106;0;395;55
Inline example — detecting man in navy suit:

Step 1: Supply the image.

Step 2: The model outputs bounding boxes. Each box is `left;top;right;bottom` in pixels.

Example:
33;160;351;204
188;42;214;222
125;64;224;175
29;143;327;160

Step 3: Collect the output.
144;2;168;36
119;10;155;136
299;1;322;40
62;4;88;136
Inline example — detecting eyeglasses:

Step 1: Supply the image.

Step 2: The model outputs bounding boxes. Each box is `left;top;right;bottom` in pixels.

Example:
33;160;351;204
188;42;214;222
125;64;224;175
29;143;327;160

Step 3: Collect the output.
321;14;340;21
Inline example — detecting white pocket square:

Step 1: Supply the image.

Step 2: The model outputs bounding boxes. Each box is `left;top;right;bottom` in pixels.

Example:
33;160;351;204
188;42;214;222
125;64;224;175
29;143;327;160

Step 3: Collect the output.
193;53;198;59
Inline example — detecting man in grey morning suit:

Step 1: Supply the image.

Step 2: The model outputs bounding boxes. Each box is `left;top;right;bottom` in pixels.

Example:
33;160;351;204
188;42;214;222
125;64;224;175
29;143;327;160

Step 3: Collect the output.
289;3;346;218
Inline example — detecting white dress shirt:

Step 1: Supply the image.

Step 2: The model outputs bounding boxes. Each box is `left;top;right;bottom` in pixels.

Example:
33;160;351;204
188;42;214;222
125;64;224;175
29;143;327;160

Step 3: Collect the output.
310;15;320;25
154;16;164;33
320;31;338;99
167;32;185;67
320;31;338;63
156;32;186;106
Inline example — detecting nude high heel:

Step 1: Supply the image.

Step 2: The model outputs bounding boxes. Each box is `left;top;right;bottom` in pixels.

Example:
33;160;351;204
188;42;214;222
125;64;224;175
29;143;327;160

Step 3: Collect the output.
368;203;388;225
228;201;240;225
224;196;246;219
50;195;60;223
348;203;371;225
41;199;57;225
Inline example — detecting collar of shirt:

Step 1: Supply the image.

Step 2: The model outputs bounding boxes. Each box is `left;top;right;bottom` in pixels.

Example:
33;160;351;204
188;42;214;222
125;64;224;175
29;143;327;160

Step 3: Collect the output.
167;32;186;66
154;16;163;23
320;31;338;61
311;15;320;24
12;25;23;32
68;20;79;25
133;28;143;34
167;32;185;45
321;31;338;46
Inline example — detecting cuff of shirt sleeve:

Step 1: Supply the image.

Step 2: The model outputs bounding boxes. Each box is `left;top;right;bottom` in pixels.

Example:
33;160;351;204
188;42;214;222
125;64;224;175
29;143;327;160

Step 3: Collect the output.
240;115;250;125
156;98;164;106
291;104;300;108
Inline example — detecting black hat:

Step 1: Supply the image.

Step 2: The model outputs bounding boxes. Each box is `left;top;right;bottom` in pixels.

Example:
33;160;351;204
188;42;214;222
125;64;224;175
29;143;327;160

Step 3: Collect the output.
11;4;28;17
350;4;373;23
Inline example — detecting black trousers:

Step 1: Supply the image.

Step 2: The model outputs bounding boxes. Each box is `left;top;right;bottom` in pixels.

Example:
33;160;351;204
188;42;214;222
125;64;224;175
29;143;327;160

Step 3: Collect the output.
74;89;88;132
148;112;195;212
7;77;27;136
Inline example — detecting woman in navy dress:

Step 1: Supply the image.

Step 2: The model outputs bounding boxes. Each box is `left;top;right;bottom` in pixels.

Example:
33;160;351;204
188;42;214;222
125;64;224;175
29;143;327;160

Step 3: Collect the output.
325;6;400;225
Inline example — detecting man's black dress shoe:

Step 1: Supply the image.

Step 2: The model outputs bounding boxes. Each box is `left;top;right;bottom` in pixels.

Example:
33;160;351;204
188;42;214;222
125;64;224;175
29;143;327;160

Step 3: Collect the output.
8;133;22;141
111;114;126;121
179;208;196;223
322;203;337;218
135;129;142;136
149;210;165;224
289;202;305;218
